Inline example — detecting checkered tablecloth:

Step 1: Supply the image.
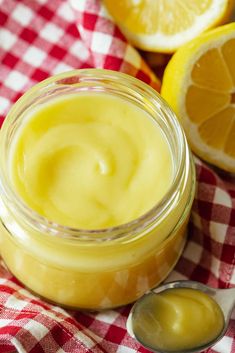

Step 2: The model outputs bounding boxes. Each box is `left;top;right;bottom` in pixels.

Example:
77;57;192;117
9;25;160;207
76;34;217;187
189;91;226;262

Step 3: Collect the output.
0;1;234;352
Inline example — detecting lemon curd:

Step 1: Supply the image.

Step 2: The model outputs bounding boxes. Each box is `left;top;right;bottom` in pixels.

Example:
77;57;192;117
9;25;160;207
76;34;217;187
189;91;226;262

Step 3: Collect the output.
0;70;195;309
132;288;225;351
11;93;173;230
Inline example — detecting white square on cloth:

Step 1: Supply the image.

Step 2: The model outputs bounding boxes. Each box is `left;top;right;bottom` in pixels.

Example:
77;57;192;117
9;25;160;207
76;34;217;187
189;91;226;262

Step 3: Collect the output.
213;336;233;353
91;32;112;54
24;320;49;340
5;295;28;311
57;2;75;21
24;46;47;67
0;96;10;112
69;0;87;12
12;3;34;26
70;41;89;61
53;63;72;74
0;29;17;51
117;347;136;353
5;71;28;91
40;23;64;43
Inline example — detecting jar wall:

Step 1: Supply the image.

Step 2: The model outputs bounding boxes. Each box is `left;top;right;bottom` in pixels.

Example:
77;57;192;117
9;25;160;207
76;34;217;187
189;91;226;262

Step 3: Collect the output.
0;213;189;309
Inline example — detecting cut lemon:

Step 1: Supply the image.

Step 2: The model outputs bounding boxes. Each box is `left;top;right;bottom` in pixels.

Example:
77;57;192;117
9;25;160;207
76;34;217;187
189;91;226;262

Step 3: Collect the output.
161;23;235;173
103;0;234;52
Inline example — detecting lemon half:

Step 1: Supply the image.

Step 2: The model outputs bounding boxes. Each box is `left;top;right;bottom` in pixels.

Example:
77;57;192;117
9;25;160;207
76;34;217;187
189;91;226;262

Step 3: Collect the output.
161;23;235;173
103;0;234;52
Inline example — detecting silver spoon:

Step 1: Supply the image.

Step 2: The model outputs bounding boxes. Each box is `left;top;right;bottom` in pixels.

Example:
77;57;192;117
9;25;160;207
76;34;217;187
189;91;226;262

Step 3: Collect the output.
127;280;235;353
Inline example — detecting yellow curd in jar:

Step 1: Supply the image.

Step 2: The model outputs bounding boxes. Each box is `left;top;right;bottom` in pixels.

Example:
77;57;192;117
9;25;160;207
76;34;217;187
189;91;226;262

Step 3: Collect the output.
10;93;173;229
132;288;224;351
0;70;195;309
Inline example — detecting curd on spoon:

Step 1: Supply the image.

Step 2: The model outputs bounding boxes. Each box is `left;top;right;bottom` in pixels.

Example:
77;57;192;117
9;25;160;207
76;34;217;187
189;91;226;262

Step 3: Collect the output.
127;280;235;353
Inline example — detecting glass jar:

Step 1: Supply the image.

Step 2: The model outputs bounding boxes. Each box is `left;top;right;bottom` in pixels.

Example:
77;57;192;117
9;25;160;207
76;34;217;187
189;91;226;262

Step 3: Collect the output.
0;69;195;310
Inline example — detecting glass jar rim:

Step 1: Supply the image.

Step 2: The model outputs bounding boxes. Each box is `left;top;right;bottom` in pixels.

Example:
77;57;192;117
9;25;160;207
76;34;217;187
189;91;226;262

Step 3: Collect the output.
0;69;190;242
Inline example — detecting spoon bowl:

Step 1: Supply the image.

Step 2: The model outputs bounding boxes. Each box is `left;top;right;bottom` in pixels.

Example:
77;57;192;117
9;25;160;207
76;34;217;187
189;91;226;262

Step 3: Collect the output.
127;280;235;353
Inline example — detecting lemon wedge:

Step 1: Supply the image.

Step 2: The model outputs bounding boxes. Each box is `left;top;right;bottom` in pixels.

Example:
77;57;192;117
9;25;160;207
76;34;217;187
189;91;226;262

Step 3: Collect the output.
103;0;234;52
161;23;235;173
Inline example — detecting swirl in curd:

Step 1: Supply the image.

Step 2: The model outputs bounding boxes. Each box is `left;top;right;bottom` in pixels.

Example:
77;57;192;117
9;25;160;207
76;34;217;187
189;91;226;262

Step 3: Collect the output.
10;93;173;229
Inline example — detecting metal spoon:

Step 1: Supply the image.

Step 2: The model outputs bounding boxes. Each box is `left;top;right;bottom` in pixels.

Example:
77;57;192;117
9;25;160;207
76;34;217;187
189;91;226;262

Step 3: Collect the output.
127;280;235;353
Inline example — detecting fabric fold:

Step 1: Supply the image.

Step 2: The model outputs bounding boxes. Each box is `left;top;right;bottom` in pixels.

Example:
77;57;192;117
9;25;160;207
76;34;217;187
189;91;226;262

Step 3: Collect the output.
70;0;161;91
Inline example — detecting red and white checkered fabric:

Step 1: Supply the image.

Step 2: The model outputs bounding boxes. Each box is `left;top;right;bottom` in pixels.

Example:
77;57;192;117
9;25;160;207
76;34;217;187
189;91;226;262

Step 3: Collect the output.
0;1;234;352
